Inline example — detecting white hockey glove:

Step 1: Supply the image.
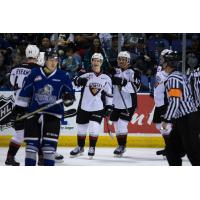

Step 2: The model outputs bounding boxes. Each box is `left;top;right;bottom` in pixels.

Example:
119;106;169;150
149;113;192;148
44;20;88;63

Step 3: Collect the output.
160;122;172;136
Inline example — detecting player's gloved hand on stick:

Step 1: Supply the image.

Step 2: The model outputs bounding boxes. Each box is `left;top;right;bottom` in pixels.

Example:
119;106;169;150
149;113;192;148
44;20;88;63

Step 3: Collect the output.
62;92;75;107
112;77;127;87
9;105;26;128
104;105;114;117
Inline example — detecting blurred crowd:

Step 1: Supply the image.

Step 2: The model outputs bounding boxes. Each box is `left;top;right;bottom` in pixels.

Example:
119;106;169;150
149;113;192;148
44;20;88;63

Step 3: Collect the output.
1;33;200;92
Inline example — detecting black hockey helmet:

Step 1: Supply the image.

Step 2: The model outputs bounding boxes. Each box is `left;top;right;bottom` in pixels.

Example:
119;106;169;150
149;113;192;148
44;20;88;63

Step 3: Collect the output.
161;49;181;68
45;50;59;60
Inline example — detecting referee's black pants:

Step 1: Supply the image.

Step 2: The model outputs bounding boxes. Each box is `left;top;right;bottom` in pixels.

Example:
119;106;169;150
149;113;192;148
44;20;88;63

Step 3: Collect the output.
165;111;200;166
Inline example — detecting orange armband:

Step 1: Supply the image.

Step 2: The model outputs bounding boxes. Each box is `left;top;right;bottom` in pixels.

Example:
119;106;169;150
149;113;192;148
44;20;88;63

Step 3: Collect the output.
168;88;182;97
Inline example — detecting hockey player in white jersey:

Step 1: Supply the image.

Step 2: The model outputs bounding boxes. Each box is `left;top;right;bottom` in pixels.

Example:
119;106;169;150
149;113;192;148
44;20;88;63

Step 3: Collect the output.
70;53;113;159
5;45;40;165
152;49;171;156
109;51;141;157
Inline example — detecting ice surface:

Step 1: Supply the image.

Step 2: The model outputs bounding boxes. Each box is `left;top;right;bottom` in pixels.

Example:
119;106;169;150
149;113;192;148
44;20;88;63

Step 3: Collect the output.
0;147;190;166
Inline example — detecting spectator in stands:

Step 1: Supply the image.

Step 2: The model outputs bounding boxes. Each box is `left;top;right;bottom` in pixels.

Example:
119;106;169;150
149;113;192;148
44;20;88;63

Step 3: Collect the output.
106;35;118;67
185;38;200;73
83;37;108;71
99;33;113;50
171;34;182;52
40;37;52;53
11;53;22;66
0;53;9;88
61;44;81;79
146;34;169;60
50;33;74;47
74;33;97;58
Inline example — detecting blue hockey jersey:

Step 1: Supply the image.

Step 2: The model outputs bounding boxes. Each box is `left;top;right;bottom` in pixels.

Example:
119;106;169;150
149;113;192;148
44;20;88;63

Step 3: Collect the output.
16;67;74;118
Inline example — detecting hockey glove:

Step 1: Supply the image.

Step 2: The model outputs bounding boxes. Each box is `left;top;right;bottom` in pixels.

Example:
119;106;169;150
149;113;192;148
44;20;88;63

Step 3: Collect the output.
112;77;127;87
74;77;88;87
107;67;116;77
160;122;172;136
62;93;75;107
9;105;26;128
104;105;114;118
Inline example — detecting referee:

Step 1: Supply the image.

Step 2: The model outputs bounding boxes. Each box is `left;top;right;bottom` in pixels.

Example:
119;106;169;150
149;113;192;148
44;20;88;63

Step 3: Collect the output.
188;65;200;113
161;50;200;166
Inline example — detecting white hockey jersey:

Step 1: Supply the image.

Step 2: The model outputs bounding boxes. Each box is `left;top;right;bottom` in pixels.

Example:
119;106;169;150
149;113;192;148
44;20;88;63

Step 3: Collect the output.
153;66;168;107
78;72;113;112
113;67;141;109
10;63;40;99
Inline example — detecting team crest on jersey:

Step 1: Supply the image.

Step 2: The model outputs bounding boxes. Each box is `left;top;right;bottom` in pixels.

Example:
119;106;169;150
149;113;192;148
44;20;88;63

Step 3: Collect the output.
0;95;14;131
35;84;57;105
89;83;102;96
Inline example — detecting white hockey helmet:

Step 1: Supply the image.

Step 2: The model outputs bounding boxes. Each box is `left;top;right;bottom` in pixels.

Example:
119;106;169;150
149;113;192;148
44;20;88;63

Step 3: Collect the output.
37;52;46;66
91;53;103;63
160;49;173;56
25;45;40;59
118;51;131;63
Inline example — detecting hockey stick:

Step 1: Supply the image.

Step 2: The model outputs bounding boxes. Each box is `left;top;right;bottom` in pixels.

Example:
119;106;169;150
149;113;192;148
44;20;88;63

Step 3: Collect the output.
105;117;114;139
100;42;130;116
117;86;130;116
16;99;63;121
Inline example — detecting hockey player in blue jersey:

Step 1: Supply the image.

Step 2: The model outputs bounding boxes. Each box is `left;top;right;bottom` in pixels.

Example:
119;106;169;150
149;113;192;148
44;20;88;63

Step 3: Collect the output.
12;51;75;166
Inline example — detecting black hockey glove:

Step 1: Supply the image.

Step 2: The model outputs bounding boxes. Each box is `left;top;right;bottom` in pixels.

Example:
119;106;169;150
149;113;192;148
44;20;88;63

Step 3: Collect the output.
107;66;116;77
62;92;75;107
104;105;114;118
74;77;88;87
9;105;26;128
112;77;128;87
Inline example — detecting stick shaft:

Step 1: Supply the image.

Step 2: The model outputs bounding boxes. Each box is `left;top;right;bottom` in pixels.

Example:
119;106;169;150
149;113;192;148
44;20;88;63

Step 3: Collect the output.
16;99;63;121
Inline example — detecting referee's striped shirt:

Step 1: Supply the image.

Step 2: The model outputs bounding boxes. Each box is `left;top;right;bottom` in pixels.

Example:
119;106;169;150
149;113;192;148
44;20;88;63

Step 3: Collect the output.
164;70;197;121
188;67;200;108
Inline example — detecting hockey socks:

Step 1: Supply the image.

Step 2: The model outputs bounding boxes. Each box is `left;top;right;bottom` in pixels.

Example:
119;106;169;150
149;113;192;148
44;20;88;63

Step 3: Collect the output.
43;153;55;166
77;135;86;147
25;150;37;166
7;141;21;158
25;140;39;166
116;134;128;147
89;136;98;147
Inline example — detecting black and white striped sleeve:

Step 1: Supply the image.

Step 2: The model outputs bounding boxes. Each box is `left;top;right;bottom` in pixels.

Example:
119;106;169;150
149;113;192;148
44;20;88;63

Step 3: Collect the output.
163;76;182;122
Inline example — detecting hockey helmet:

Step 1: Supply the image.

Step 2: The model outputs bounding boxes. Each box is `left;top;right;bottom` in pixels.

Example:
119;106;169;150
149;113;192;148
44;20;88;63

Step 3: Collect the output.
25;45;40;59
46;51;59;60
91;53;104;63
118;51;131;63
160;49;180;68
